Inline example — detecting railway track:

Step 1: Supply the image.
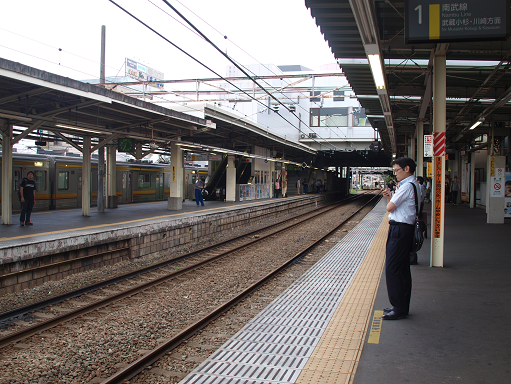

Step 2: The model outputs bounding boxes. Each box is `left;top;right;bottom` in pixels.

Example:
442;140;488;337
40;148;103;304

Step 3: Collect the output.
0;193;380;383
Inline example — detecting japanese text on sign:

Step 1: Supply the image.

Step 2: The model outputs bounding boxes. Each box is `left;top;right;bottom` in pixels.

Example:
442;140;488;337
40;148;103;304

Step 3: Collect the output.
434;157;443;239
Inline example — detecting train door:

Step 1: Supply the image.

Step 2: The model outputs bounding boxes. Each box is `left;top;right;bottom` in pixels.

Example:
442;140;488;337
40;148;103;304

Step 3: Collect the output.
12;167;23;211
122;171;132;203
77;170;83;208
155;173;164;200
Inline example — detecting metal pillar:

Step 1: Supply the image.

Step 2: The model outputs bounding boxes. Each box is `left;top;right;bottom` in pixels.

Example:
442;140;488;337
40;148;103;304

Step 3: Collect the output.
168;141;183;210
409;134;416;163
106;146;117;208
82;136;91;217
470;152;476;208
417;120;424;176
97;146;105;212
431;54;446;267
1;120;13;225
226;155;236;202
486;155;505;223
100;26;106;86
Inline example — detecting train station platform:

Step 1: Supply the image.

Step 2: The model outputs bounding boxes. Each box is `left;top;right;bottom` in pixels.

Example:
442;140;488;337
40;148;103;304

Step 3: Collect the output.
180;200;511;384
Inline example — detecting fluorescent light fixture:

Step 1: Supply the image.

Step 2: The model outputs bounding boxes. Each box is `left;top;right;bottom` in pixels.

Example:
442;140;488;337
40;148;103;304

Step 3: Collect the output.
469;117;484;130
368;54;386;90
55;124;104;135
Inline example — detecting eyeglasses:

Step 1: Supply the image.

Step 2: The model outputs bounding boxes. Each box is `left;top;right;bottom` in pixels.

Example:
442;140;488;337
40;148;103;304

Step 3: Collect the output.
393;167;402;174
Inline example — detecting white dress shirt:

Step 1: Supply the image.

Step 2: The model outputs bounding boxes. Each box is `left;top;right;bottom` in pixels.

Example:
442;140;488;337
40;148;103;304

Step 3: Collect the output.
389;175;419;225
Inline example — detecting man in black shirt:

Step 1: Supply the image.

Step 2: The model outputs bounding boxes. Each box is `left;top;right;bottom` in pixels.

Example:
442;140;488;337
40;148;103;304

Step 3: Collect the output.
20;171;36;226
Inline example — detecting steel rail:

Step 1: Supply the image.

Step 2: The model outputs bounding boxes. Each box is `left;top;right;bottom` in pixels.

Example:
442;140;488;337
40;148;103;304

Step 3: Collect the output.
0;194;370;348
0;195;358;324
101;194;381;383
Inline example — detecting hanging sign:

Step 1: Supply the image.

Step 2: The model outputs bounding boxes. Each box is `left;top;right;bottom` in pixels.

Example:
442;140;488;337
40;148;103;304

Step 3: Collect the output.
405;0;510;44
424;135;433;157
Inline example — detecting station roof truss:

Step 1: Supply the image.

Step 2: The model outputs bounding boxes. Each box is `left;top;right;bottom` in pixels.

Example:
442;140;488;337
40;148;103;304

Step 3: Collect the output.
0;58;316;163
306;0;511;157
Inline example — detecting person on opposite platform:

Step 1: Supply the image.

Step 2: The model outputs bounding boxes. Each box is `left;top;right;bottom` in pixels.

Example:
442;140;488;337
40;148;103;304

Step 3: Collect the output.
381;157;419;320
20;171;36;226
282;176;288;198
451;176;460;205
194;177;206;206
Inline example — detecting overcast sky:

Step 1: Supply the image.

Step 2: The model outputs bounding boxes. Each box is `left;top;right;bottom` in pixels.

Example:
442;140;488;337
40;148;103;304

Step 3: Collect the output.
0;0;336;82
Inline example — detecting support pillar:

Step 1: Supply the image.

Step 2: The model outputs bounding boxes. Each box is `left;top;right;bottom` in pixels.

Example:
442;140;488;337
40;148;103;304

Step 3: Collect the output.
431;53;446;267
168;142;183;210
82;136;91;217
1;120;13;225
417;120;424;177
106;146;117;208
470;152;476;208
486;155;505;223
226;155;236;202
98;146;105;212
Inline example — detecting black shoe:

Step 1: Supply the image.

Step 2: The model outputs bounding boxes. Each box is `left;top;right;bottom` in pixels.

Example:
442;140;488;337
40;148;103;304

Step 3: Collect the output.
25;222;33;225
383;307;394;313
382;310;407;320
20;222;24;226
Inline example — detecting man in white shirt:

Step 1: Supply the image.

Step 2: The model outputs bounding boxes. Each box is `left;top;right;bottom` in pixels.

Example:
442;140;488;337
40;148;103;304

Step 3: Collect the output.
381;157;419;320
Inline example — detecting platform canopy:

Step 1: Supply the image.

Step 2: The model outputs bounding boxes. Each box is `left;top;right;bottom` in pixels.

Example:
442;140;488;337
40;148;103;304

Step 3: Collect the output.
0;58;315;163
306;0;511;157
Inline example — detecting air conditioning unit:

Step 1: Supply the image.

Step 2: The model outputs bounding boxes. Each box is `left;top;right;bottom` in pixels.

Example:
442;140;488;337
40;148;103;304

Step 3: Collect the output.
300;134;307;139
308;132;317;138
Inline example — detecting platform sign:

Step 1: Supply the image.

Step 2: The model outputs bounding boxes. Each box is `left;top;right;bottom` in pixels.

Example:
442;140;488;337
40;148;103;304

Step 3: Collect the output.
434;156;442;238
424;135;433;157
126;58;164;89
405;0;510;44
491;177;503;197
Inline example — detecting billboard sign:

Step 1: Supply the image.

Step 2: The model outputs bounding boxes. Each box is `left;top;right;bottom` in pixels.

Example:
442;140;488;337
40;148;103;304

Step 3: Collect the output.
126;58;164;89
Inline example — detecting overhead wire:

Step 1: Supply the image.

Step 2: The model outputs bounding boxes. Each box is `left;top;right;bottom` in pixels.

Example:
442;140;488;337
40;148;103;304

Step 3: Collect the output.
159;0;340;150
147;0;350;144
109;0;337;151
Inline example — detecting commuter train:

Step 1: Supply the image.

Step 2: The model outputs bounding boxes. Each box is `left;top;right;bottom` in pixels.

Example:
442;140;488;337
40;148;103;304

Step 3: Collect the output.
0;153;207;213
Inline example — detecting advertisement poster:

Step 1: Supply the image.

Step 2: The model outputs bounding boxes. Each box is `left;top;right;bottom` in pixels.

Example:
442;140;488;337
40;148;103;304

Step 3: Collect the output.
505;172;511;218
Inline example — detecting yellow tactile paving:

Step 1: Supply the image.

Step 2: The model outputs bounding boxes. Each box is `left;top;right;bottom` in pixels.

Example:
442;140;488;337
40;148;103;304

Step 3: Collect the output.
296;214;389;384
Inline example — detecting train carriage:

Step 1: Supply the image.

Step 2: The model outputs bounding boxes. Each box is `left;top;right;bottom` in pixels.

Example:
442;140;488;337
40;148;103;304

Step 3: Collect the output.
0;153;206;213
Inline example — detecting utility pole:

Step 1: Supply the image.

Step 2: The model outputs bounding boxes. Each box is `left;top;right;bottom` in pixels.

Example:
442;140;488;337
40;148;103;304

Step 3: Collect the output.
98;25;106;212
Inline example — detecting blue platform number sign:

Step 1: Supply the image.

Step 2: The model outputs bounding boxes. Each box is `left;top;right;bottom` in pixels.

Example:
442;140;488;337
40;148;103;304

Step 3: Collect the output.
405;0;510;43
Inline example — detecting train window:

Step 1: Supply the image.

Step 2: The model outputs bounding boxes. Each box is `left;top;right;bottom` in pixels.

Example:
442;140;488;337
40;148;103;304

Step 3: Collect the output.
138;174;151;188
58;171;69;190
34;170;46;191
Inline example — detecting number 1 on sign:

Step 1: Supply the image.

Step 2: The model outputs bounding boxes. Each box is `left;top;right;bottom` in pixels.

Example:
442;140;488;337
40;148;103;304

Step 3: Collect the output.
415;5;422;24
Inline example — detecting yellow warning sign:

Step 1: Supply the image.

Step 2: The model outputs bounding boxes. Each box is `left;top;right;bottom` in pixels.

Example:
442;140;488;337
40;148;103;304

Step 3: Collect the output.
434;157;442;239
427;162;432;178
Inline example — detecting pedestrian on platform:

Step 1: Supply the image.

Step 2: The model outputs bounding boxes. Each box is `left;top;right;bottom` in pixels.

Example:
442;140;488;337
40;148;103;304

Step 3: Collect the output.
282;176;288;198
20;171;36;226
451;176;460;205
296;178;301;195
195;177;206;206
381;157;419;320
303;179;308;194
275;177;281;198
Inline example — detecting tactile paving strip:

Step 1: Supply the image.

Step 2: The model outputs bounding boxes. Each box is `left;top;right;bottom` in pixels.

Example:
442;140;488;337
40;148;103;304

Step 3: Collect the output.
180;200;388;384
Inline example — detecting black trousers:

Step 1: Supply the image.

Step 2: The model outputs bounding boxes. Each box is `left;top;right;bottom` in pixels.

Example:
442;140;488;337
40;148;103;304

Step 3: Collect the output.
386;222;414;314
20;200;34;223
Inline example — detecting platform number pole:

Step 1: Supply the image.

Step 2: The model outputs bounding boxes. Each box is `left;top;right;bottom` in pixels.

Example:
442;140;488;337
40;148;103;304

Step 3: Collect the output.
431;53;446;267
